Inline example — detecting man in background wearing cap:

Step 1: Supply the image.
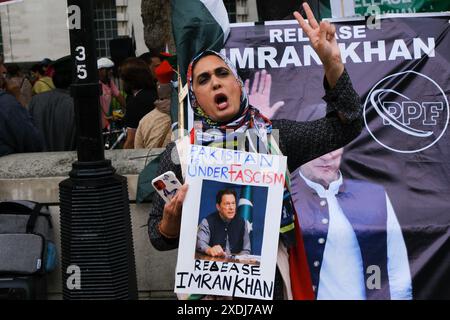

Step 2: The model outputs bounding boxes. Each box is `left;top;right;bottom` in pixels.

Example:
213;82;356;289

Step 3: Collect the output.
0;55;43;156
28;56;76;152
97;57;125;130
134;59;173;149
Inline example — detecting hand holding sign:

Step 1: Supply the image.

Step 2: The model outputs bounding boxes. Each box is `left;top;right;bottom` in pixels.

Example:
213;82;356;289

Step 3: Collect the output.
245;70;285;119
159;184;189;238
294;2;344;88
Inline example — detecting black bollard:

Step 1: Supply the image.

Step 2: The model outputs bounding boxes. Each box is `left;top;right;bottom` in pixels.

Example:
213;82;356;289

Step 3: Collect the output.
59;0;137;299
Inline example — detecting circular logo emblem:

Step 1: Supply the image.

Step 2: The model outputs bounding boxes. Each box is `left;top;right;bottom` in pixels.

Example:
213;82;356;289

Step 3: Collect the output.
364;71;449;153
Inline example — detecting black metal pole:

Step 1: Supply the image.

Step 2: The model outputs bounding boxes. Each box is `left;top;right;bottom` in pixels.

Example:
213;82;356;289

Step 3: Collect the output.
59;0;137;300
67;0;104;161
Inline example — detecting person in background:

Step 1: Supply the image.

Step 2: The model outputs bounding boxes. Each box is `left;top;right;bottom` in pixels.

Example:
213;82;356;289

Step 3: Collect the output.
6;63;33;108
0;56;43;156
120;57;157;149
134;58;173;149
30;63;55;95
28;56;76;152
139;50;163;80
40;58;55;78
97;57;126;130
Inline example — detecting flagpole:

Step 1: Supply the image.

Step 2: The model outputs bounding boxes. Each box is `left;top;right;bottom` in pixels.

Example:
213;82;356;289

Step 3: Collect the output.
177;65;185;139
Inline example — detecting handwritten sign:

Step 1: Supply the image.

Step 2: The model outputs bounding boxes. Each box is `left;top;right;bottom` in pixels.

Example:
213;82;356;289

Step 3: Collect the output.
175;145;286;300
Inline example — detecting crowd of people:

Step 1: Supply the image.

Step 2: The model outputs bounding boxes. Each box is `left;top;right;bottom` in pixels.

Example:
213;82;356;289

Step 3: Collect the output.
0;49;174;157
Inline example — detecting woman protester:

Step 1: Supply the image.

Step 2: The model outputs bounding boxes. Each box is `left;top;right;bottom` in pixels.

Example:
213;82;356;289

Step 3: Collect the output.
148;3;363;299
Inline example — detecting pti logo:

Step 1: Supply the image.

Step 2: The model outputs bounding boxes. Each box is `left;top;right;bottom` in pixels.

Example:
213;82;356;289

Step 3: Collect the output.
364;71;449;153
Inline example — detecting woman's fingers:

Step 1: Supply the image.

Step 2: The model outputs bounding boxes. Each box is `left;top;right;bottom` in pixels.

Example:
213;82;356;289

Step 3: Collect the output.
293;11;312;37
329;23;336;36
164;198;177;217
163;200;178;224
176;184;189;203
302;2;319;29
164;184;189;217
173;184;189;215
327;23;336;41
295;3;336;45
319;21;328;44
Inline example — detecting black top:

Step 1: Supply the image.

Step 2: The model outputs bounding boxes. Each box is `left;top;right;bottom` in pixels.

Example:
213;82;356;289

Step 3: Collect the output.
0;91;43;156
28;89;76;152
124;88;157;129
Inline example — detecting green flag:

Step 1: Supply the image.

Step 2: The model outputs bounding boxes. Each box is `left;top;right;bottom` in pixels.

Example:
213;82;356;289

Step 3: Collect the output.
238;185;253;248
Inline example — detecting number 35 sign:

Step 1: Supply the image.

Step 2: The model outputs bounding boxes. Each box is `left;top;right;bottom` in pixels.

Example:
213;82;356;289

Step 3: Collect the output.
67;4;89;81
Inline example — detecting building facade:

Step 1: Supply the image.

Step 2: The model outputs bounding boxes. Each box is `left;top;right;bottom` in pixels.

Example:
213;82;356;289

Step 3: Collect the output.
0;0;258;63
0;0;148;63
225;0;259;23
0;0;71;63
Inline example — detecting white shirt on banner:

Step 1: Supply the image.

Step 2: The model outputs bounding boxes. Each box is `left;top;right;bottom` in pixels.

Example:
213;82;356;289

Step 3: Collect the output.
299;171;412;300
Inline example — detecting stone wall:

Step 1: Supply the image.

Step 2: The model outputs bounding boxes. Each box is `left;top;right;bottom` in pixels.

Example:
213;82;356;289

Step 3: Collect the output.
0;149;177;299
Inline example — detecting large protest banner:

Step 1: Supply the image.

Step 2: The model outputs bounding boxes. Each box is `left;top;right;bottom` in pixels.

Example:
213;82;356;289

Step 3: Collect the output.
222;13;450;299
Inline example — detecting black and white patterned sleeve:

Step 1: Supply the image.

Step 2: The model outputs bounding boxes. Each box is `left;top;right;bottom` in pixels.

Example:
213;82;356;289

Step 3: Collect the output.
147;142;183;251
322;68;362;122
272;69;363;172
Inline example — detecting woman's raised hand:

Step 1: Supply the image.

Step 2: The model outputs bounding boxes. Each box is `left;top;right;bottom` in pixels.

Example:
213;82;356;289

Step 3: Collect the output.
294;2;344;87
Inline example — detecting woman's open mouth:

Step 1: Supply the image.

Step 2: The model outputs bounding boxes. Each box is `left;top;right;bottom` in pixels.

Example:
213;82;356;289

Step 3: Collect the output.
214;93;229;110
